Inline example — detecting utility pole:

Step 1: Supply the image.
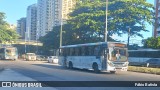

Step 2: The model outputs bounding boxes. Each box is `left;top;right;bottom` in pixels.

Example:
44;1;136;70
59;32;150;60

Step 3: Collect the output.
128;27;130;48
60;3;63;47
24;32;27;60
126;26;131;48
36;21;39;54
105;0;108;42
103;0;108;70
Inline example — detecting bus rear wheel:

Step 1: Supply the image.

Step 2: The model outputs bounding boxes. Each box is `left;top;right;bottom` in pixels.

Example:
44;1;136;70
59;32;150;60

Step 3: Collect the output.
68;61;73;69
92;63;99;73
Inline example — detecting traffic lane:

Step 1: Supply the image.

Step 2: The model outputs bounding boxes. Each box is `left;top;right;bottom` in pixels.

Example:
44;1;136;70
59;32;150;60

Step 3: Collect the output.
0;60;159;90
55;87;160;90
28;62;160;81
0;60;160;81
7;60;160;81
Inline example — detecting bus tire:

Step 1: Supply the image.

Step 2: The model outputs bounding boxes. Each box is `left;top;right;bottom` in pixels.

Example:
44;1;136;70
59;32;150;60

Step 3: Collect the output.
68;61;73;69
92;63;99;73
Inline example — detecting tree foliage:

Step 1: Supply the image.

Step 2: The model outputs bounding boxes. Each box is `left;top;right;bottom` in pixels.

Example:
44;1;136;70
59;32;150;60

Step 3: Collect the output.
69;0;153;38
40;0;154;53
143;37;160;49
0;12;19;43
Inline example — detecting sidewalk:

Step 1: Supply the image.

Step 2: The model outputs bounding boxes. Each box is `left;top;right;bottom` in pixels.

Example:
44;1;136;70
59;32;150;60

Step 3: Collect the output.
0;68;58;90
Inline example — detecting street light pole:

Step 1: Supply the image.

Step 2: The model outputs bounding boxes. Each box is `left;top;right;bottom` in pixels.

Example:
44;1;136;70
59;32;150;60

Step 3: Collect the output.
127;27;130;47
36;21;39;54
24;32;27;60
105;0;108;42
103;0;108;70
60;19;63;47
60;4;63;47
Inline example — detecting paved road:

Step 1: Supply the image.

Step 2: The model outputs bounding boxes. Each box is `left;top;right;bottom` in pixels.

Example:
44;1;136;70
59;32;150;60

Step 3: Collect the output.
0;59;159;90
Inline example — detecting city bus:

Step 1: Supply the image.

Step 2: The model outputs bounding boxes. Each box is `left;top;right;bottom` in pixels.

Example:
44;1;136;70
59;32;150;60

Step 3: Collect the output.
58;42;128;73
0;46;18;60
128;49;160;67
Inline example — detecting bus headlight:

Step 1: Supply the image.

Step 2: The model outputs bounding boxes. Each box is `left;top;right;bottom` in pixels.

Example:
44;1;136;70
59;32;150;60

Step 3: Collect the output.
107;61;114;67
123;62;129;67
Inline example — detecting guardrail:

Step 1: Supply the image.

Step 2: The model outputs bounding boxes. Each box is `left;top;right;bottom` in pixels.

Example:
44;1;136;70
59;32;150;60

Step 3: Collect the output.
0;39;43;46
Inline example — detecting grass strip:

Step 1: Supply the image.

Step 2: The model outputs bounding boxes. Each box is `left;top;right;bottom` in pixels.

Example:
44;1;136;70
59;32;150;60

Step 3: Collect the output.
128;66;160;75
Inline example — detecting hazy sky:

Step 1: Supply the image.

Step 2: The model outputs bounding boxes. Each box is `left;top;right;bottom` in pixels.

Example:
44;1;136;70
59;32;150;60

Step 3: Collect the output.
0;0;154;45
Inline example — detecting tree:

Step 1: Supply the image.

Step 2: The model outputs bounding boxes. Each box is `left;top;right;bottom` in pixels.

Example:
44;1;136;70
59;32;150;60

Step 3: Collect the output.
40;0;154;52
69;0;154;39
0;12;19;43
143;37;160;49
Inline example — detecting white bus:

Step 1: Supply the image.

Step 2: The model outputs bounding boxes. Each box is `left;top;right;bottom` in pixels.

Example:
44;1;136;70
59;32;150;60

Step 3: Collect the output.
58;42;128;73
0;46;18;60
128;49;160;66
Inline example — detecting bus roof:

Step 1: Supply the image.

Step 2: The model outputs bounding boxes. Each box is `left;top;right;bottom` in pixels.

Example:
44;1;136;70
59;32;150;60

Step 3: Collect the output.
128;49;160;52
60;42;126;48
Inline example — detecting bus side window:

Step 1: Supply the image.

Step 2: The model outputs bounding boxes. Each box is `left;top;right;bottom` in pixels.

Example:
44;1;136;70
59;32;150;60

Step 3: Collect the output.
69;48;72;56
89;46;94;56
70;48;75;56
78;47;82;56
66;48;70;56
81;47;85;56
75;48;79;56
94;46;100;56
85;47;89;56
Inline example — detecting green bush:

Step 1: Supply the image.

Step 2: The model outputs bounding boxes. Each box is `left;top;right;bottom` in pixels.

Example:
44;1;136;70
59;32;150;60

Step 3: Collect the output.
128;66;160;75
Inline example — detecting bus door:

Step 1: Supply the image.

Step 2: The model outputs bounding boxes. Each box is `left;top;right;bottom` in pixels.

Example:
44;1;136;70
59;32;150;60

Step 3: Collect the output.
101;44;108;70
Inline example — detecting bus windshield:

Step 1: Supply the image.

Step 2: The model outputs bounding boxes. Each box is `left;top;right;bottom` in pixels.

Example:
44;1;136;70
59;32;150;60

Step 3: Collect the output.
109;48;127;62
6;48;16;56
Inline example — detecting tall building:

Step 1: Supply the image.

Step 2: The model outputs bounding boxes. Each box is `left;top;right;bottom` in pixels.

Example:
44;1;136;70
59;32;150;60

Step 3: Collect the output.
37;0;76;38
37;0;55;38
16;18;26;39
154;0;160;37
53;0;76;26
26;4;37;40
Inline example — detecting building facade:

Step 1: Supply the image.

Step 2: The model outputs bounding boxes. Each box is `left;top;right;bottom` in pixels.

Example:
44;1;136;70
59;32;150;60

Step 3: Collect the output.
37;0;76;39
26;4;37;40
154;0;160;37
16;18;26;39
37;0;55;38
53;0;76;26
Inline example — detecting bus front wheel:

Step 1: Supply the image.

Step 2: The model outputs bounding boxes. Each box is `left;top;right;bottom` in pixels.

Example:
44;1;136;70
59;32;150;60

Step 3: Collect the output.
92;63;99;73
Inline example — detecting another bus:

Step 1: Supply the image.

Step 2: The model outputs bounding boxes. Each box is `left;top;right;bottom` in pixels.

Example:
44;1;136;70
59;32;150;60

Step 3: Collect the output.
58;42;128;73
128;49;160;67
0;47;18;60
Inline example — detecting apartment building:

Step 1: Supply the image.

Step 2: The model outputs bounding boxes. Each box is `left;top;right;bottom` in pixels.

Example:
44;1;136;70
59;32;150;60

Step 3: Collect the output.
37;0;76;38
37;0;54;38
26;4;37;40
16;18;26;39
154;0;160;37
53;0;76;26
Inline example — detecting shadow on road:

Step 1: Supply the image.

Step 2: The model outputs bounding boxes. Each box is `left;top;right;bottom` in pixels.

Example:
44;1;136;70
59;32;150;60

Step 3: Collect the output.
32;64;113;75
